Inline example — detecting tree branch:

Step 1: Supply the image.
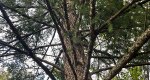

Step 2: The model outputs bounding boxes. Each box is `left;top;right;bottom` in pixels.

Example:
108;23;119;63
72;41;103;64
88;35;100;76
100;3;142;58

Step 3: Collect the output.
44;0;77;79
95;0;148;35
104;28;150;80
0;3;56;80
84;0;96;79
0;40;63;72
91;62;150;75
0;3;54;28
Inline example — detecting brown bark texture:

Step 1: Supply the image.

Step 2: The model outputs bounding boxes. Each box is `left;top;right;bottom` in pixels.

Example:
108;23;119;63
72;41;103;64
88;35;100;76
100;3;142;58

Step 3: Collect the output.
62;0;87;80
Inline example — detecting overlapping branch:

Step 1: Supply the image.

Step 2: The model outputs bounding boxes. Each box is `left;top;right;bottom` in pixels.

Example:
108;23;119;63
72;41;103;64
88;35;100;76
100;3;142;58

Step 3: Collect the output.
0;3;56;80
44;0;77;79
0;40;63;72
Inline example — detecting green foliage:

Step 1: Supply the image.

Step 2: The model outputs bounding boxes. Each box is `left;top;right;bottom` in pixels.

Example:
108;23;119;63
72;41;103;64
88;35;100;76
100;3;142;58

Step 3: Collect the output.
0;0;149;80
0;71;9;80
112;73;130;80
53;69;64;80
129;66;143;80
108;21;113;32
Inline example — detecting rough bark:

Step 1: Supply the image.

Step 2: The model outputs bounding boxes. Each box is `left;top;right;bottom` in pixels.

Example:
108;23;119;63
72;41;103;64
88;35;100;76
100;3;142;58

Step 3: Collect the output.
63;39;86;80
63;0;87;80
104;28;150;80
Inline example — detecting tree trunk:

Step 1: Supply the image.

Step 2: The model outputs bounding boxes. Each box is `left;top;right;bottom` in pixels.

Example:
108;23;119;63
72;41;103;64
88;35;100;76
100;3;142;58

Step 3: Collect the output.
62;0;88;80
63;39;86;80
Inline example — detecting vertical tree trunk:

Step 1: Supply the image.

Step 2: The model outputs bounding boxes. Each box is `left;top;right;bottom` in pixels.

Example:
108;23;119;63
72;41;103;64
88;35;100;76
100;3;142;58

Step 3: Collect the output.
63;40;86;80
62;0;88;80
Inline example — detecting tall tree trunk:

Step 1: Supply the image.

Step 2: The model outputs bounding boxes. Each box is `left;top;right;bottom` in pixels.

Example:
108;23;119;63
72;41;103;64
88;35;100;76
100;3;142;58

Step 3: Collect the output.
63;40;86;80
62;0;88;80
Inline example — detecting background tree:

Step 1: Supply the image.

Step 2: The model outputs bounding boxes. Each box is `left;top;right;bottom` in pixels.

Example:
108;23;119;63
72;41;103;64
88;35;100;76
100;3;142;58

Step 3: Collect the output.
0;0;149;80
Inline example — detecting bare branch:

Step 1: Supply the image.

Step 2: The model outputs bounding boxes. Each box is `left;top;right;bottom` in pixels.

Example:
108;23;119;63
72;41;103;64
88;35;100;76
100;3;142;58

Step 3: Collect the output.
44;0;77;79
91;62;150;75
0;3;54;28
84;0;97;79
0;3;56;80
0;40;63;72
104;28;150;80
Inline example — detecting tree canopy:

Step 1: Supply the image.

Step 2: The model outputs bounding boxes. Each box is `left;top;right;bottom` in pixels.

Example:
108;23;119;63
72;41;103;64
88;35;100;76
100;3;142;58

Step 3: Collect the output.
0;0;149;80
